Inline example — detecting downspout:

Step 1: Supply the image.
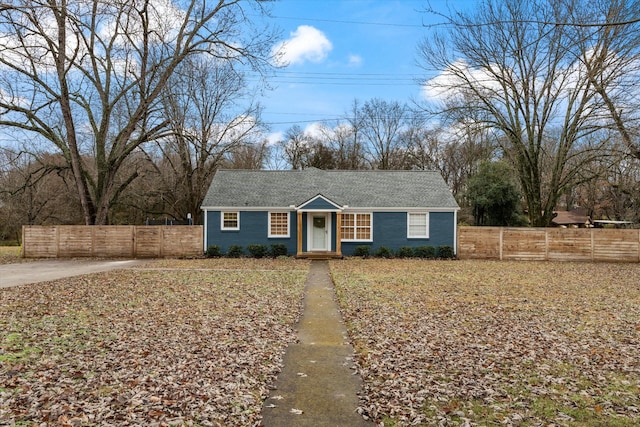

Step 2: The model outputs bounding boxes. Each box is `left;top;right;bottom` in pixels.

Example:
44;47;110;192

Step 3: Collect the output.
454;210;458;256
202;208;208;252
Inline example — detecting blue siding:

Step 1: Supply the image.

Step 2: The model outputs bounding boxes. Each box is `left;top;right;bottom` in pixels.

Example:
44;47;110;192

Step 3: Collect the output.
206;211;297;255
429;212;456;248
340;211;456;256
206;209;456;256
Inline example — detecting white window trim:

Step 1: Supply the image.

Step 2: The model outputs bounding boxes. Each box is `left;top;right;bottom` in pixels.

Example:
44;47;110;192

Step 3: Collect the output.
341;212;373;242
268;211;290;238
407;212;429;239
221;211;240;231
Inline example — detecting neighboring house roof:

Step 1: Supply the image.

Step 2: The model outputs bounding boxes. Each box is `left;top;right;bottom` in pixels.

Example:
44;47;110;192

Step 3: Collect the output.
201;168;459;209
552;207;591;226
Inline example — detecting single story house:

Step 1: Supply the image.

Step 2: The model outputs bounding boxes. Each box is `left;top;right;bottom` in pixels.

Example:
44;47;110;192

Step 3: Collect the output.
200;168;460;257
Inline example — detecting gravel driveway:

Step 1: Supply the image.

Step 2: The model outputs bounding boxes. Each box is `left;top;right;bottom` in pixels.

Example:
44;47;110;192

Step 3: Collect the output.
0;259;145;288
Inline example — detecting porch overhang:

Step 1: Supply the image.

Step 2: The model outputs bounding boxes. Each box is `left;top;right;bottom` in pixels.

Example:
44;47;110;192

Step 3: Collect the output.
294;195;346;258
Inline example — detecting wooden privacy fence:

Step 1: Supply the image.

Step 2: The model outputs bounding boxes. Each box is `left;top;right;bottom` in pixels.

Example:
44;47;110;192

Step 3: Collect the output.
22;225;203;258
458;227;640;262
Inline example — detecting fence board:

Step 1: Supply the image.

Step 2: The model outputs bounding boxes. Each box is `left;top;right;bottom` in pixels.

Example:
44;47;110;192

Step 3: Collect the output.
547;228;592;261
458;226;640;262
134;226;162;258
457;227;501;259
58;226;94;257
22;225;203;258
162;226;203;257
94;226;134;257
22;226;58;258
592;229;640;262
502;229;546;260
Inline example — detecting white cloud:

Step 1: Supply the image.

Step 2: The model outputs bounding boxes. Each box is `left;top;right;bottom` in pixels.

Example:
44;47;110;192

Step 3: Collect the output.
303;122;325;139
347;54;363;67
421;60;503;102
0;0;186;75
266;131;284;146
98;0;186;46
272;25;332;66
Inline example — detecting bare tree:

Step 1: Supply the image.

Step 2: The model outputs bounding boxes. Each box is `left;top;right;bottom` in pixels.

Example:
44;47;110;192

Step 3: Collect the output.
419;0;635;226
565;138;640;223
360;98;411;169
305;139;337;169
280;125;310;170
331;99;368;169
0;149;82;240
149;55;267;223
0;0;275;224
321;122;367;170
225;139;270;170
573;0;640;160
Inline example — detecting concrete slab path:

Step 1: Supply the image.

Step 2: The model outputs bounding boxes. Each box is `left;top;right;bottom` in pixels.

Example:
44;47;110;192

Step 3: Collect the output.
261;260;373;427
0;259;145;288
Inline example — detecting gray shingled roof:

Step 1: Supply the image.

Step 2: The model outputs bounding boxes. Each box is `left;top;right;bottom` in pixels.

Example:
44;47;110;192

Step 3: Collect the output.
201;168;459;209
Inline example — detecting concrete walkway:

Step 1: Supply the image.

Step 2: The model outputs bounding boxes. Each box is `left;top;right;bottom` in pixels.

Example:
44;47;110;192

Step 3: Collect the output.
0;259;145;288
261;260;372;427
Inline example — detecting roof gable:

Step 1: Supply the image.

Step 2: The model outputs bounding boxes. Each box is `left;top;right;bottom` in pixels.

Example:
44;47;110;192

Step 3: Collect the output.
297;194;343;211
201;168;459;210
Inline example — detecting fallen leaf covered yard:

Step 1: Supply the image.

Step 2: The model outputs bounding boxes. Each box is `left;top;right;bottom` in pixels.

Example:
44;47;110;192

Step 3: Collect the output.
200;168;460;257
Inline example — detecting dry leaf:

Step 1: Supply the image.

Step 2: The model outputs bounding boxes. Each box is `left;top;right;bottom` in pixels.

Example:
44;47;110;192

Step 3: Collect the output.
0;259;309;426
331;259;640;425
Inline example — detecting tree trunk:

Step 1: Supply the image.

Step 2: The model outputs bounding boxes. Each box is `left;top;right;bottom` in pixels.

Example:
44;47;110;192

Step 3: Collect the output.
53;2;95;225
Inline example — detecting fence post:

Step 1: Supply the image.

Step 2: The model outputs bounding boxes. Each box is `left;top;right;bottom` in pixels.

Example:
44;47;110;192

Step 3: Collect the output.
499;227;503;260
56;225;60;258
160;226;165;258
21;225;25;258
132;226;137;258
544;228;549;261
90;226;96;257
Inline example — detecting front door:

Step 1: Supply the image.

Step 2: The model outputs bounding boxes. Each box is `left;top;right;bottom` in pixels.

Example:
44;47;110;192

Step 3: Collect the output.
310;214;329;251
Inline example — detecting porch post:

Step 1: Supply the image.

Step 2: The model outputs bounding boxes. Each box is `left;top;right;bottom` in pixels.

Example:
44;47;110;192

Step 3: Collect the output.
296;211;303;256
336;212;342;257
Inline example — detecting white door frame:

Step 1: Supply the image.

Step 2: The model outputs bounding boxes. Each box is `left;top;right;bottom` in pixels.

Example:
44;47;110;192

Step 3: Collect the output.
307;212;331;252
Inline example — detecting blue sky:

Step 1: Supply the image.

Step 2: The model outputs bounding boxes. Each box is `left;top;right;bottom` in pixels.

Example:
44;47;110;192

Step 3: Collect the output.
259;0;478;140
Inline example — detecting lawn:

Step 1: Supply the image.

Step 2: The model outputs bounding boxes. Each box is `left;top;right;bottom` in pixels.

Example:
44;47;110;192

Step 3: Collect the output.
2;257;639;426
0;259;309;426
0;246;22;265
331;259;640;426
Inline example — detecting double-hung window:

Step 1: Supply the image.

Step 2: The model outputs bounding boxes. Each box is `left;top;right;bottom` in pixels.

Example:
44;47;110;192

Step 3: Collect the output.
407;212;429;238
269;212;290;238
341;213;372;241
221;212;239;230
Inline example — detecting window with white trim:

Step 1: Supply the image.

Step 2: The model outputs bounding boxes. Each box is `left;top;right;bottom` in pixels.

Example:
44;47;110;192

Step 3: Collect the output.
341;213;372;241
221;212;239;230
269;212;290;237
407;212;429;238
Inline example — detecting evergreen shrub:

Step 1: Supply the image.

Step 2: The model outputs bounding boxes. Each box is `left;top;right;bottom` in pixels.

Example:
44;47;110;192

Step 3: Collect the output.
247;244;268;258
226;245;244;258
353;245;370;258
